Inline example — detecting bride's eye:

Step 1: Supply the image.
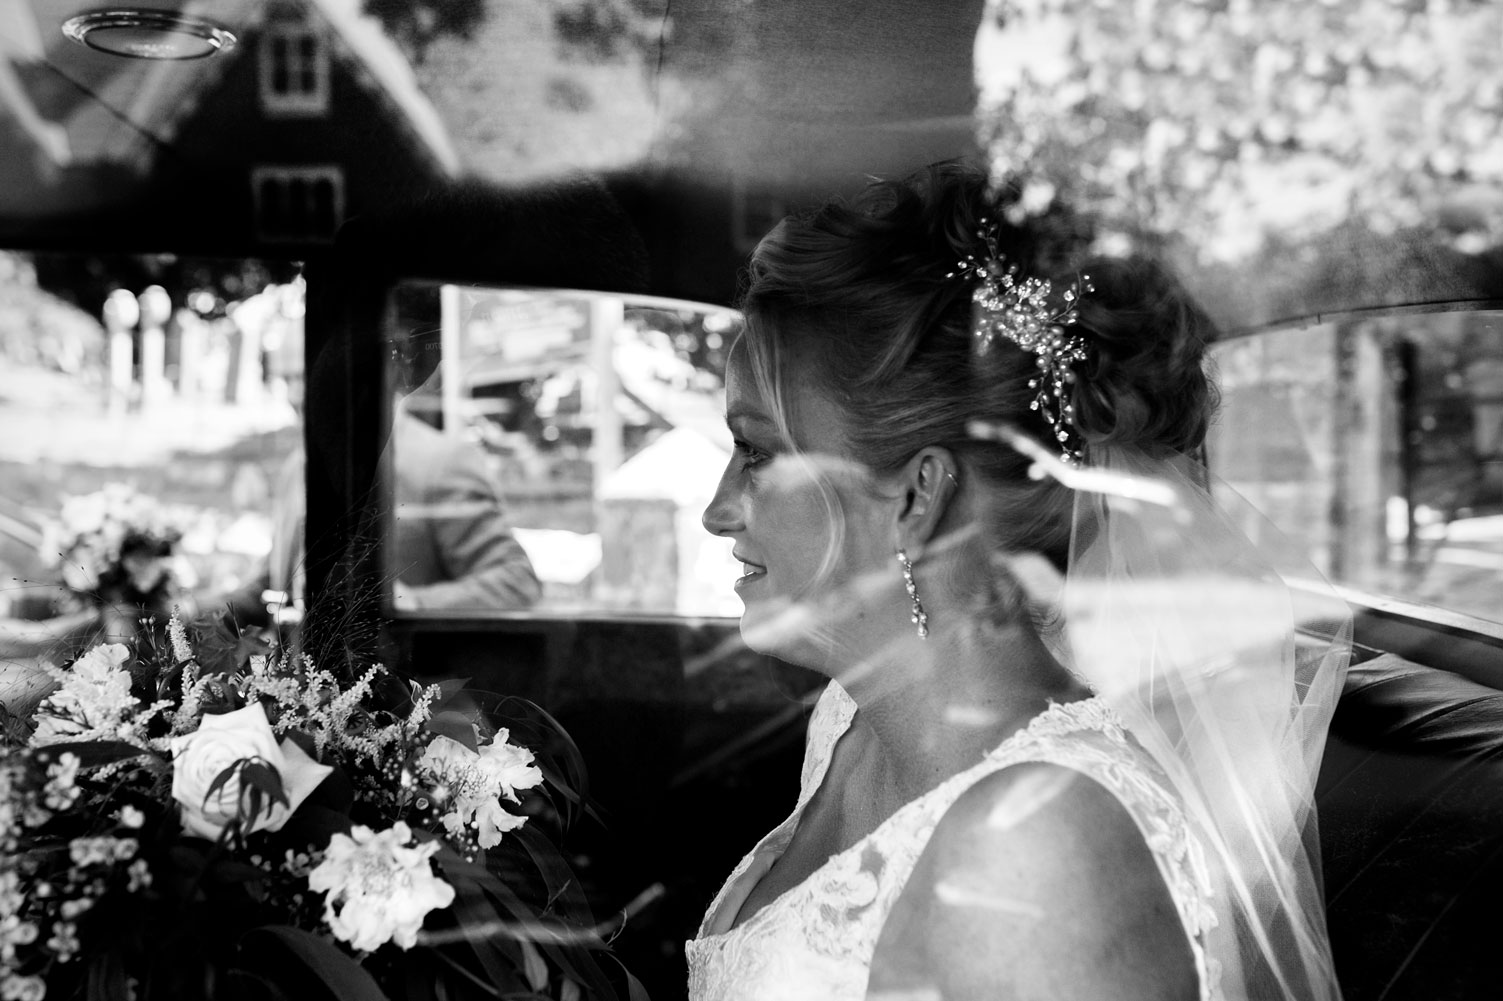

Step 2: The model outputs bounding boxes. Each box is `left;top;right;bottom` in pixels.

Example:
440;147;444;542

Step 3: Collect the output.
733;439;770;469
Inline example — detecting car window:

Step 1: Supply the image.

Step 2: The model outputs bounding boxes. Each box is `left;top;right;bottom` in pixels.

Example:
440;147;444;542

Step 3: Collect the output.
0;251;303;659
379;280;742;618
1210;310;1503;628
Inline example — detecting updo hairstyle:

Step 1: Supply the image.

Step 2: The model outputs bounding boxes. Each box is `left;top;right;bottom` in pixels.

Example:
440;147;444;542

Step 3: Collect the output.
736;160;1218;569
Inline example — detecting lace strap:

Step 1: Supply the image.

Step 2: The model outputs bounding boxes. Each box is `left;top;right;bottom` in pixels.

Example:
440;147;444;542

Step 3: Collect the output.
797;682;856;806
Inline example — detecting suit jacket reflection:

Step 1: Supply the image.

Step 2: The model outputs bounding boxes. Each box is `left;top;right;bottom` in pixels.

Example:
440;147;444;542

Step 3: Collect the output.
391;411;541;611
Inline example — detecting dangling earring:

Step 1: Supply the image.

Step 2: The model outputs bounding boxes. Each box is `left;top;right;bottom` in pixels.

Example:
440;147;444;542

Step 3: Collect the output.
897;548;928;639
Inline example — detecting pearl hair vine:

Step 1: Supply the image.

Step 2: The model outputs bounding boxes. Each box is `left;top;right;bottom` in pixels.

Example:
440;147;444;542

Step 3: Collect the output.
947;219;1093;465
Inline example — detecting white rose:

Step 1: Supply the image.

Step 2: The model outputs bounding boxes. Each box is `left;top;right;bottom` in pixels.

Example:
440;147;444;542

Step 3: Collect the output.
170;703;332;840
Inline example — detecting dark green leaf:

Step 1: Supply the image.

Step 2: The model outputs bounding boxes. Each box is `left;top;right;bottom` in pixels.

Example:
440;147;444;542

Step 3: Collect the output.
85;947;129;1001
301;760;355;813
429;678;473;705
512;824;595;923
237;926;390;1001
453;904;523;997
425;711;480;751
511;698;595;830
611;955;653;1001
204;760;243;807
433;843;617;998
281;728;318;758
241;759;291;820
206;859;266;886
272;802;352;850
34;739;158;768
478;886;613;999
446;884;523;964
221;969;296;1001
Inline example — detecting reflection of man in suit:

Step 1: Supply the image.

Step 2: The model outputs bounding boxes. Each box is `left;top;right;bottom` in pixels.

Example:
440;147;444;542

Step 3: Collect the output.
224;341;540;628
388;409;540;610
387;329;540;612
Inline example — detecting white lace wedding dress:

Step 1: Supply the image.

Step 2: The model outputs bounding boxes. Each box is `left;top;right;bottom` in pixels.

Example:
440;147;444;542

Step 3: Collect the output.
685;681;1222;1001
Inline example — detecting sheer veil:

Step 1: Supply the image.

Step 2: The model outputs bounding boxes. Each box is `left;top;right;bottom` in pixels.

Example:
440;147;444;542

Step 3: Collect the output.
1062;443;1351;1001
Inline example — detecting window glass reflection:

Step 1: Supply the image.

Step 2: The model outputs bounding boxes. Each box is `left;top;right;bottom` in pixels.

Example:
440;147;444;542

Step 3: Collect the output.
383;282;742;617
0;251;303;675
1210;311;1503;625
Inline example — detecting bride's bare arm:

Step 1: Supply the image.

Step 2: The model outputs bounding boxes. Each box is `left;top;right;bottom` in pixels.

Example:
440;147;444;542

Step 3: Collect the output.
868;761;1198;1001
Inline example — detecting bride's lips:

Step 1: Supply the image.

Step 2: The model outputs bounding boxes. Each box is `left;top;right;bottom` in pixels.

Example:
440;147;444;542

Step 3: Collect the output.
733;554;766;591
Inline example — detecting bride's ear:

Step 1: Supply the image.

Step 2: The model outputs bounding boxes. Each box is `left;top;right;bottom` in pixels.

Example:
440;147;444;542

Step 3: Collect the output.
896;447;960;550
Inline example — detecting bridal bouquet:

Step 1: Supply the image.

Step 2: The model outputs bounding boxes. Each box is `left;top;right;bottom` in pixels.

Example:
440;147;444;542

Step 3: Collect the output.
38;483;196;606
0;614;626;1001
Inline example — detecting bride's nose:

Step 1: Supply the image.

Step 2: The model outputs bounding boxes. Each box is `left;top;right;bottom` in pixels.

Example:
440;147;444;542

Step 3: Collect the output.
702;466;743;537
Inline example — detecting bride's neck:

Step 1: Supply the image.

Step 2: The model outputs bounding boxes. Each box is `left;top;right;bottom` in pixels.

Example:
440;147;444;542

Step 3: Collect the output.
834;618;1085;796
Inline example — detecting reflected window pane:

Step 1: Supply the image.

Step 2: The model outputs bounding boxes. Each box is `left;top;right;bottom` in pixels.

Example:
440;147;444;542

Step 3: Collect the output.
0;253;304;668
1210;311;1503;626
382;282;743;618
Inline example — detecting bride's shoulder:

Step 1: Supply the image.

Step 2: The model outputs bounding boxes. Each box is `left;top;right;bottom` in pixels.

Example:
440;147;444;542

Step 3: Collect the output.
929;760;1152;875
902;761;1198;998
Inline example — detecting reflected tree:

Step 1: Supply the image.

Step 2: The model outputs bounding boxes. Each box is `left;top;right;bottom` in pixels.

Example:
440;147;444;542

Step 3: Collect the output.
977;0;1503;264
549;0;670;60
30;254;297;322
361;0;490;65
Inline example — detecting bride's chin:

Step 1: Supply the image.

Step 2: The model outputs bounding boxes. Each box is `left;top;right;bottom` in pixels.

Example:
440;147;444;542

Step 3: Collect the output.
737;598;827;665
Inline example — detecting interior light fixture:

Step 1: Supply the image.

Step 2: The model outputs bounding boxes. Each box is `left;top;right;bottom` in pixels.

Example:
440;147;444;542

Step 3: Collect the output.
62;10;236;60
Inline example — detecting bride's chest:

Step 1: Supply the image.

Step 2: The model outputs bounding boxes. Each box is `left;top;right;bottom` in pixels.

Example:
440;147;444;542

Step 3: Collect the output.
730;739;898;927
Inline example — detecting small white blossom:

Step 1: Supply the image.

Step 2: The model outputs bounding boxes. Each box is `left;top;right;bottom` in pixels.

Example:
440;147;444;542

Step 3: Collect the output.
125;859;151;893
167;611;194;664
281;850;316;877
0;765;18;844
68;836;137;868
42;755;80;812
115;805;145;829
45;921;78;961
0;914;39;961
58;898;92;921
0;873;22;919
0;973;46;1001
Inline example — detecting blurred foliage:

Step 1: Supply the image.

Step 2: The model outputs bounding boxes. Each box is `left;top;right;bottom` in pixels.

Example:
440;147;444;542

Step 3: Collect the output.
0;253;103;373
362;0;490;65
389;0;666;183
977;0;1503;264
363;0;670;67
29;254;299;323
548;0;669;60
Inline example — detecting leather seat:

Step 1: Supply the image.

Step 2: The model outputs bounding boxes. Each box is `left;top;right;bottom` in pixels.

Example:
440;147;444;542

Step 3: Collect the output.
1317;652;1503;1001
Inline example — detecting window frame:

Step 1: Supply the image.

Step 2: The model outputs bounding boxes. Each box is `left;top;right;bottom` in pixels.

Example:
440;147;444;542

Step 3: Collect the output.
250;165;346;244
1213;300;1503;671
257;21;332;117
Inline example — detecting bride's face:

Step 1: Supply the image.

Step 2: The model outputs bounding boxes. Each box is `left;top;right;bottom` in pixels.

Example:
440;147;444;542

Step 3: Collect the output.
702;346;899;666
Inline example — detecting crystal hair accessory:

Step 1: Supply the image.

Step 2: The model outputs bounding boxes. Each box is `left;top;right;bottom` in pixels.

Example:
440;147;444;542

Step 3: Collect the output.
948;220;1093;464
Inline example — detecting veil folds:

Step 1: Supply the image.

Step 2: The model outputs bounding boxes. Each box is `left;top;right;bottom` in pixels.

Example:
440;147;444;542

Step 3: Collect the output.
1062;444;1351;1001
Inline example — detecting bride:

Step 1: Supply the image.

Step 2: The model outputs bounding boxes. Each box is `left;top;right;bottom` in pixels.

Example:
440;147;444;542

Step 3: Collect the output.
685;162;1349;1000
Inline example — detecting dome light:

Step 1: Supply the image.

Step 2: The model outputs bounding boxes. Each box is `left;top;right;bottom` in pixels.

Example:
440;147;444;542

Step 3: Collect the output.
62;10;236;60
